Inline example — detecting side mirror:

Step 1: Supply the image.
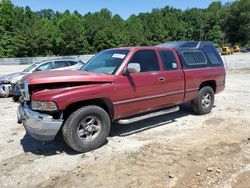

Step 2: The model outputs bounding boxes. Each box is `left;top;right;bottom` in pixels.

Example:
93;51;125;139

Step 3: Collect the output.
125;63;141;74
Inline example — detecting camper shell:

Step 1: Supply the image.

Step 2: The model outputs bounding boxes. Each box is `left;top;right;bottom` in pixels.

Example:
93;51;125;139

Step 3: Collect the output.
157;41;224;69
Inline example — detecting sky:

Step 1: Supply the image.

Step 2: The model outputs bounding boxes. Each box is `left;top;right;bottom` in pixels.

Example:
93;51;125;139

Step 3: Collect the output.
11;0;233;19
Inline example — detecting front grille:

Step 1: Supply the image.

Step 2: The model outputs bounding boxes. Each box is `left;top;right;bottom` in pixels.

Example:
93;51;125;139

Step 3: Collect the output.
18;80;30;101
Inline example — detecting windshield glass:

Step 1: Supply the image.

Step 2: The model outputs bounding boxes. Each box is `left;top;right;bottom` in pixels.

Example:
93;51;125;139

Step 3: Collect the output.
23;63;39;72
81;50;130;74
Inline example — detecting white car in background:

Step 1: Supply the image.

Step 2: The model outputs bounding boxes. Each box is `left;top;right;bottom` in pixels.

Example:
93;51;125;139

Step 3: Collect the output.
0;59;84;98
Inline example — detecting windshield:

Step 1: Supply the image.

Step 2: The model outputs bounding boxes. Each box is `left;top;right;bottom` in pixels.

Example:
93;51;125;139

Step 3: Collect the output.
81;50;130;74
23;63;39;72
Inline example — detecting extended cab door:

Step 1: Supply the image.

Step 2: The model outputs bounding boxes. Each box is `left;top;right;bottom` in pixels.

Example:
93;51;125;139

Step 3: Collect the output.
157;49;185;105
114;49;166;118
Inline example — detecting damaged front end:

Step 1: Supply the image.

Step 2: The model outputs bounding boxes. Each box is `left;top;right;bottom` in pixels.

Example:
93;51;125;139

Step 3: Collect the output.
17;102;63;141
0;72;26;97
17;80;64;141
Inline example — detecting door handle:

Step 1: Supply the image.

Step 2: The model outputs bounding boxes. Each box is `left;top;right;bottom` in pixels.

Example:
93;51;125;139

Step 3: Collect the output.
158;77;166;81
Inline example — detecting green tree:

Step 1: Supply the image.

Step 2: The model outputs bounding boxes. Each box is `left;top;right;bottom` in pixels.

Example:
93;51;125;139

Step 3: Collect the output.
182;8;206;40
0;0;249;58
225;0;250;45
112;14;127;47
125;15;144;46
207;25;224;47
57;11;89;55
83;9;116;52
0;0;15;57
139;9;165;45
11;7;41;56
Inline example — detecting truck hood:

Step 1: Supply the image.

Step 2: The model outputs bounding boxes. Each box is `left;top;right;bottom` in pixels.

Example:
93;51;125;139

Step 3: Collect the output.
22;70;115;85
0;72;27;84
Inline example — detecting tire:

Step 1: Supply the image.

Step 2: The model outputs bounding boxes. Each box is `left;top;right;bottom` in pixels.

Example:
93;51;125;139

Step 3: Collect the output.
192;86;215;115
62;105;111;153
12;95;20;102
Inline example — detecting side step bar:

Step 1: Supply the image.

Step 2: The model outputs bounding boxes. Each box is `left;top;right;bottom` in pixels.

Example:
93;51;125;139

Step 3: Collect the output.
117;106;180;124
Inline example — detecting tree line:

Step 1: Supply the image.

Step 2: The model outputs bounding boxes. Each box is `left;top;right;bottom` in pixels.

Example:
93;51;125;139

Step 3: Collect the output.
0;0;249;57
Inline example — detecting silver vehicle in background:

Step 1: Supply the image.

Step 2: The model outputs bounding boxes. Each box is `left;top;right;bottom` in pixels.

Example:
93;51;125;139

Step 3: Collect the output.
0;59;84;98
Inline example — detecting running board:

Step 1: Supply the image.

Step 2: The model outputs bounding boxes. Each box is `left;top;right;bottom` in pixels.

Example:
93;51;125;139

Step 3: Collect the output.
117;106;180;124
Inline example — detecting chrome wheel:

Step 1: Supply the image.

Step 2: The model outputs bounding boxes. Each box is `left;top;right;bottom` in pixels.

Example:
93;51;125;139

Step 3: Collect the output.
77;116;101;141
202;92;212;108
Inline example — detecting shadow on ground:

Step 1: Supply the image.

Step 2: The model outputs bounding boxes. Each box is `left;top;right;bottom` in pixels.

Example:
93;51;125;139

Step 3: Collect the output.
20;134;78;156
110;103;194;137
20;103;195;156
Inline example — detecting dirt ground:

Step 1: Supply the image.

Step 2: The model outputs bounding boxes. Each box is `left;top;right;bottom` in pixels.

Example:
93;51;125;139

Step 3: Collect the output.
0;53;250;188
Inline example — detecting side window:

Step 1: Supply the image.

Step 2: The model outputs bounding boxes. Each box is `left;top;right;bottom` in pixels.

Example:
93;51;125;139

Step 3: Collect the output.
68;61;78;66
203;45;222;64
183;52;196;64
128;50;160;73
183;51;206;65
194;52;206;64
36;62;53;71
54;61;69;69
159;50;178;70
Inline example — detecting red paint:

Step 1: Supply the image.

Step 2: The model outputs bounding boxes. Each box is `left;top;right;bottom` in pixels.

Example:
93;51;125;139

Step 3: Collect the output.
23;70;114;84
26;47;225;120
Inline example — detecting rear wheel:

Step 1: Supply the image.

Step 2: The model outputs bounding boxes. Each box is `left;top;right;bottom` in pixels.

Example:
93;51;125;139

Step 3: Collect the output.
192;86;215;115
62;105;111;153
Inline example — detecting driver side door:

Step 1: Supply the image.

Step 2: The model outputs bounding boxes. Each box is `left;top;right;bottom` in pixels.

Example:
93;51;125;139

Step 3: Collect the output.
113;49;165;118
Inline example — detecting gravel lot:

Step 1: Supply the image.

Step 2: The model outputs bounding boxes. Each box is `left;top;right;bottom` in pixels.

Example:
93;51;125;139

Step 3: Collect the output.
0;53;250;188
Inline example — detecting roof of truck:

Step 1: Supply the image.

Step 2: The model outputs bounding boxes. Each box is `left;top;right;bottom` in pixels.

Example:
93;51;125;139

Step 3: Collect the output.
105;47;156;51
107;41;214;51
156;41;213;49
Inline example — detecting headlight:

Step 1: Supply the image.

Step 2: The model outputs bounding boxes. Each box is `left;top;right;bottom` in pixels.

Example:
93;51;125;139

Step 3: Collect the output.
31;101;58;111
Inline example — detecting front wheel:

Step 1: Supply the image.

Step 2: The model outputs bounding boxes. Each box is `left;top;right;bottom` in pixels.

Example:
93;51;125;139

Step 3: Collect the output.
62;105;111;153
192;86;215;115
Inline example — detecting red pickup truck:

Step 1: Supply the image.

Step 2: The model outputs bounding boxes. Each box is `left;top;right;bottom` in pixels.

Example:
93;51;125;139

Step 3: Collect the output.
17;41;225;152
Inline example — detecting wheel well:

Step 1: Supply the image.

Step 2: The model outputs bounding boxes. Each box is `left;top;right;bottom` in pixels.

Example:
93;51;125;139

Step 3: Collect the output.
199;80;216;93
63;98;114;120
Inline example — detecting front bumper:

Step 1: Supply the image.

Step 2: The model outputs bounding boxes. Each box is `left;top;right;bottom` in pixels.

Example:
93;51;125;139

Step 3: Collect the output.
17;103;63;141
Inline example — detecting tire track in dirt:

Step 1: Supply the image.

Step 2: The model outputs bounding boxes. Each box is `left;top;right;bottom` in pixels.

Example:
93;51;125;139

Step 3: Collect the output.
37;139;250;188
0;153;41;176
37;113;250;188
